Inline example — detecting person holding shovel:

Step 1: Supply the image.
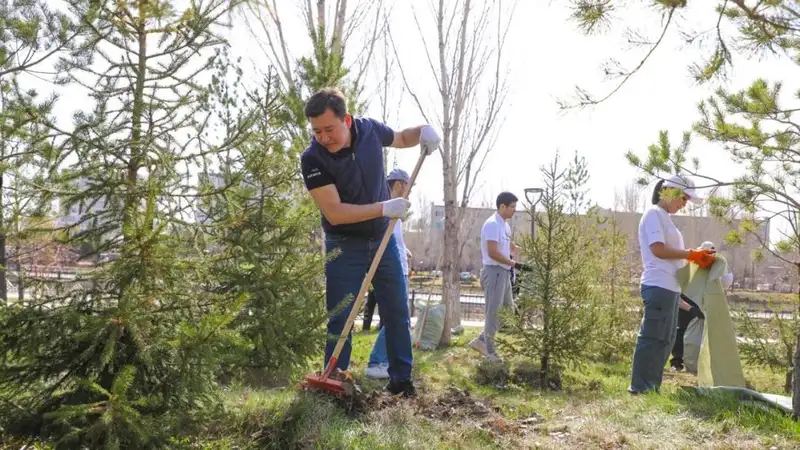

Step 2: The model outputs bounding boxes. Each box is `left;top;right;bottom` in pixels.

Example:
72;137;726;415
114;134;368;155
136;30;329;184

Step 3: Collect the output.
300;87;440;397
365;168;413;379
629;175;715;395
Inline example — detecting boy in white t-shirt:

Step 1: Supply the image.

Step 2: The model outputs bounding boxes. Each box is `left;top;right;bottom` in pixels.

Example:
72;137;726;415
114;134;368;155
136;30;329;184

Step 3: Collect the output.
468;192;530;362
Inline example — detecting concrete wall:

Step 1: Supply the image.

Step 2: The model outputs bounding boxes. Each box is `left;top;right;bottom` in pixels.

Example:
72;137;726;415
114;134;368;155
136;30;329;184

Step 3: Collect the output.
405;204;781;288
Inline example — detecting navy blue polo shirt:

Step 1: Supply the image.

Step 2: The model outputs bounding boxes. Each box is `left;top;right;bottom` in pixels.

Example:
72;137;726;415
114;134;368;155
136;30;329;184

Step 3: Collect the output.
301;117;395;238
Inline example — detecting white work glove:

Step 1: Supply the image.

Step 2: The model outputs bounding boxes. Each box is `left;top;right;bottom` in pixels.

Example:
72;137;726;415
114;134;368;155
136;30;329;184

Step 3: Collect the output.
382;198;412;219
420;125;441;156
722;272;733;290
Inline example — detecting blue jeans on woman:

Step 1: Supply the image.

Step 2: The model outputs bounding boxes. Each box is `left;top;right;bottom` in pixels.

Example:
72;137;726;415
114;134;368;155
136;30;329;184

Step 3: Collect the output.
368;275;410;367
629;284;680;394
324;234;413;382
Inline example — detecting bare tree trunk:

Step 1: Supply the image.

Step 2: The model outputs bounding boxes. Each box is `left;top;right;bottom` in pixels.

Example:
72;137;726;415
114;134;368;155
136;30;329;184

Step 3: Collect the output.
316;0;325;32
441;179;460;344
17;257;24;302
794;268;800;417
0;169;5;304
0;88;6;304
610;212;617;304
388;0;514;345
331;0;347;57
793;329;799;418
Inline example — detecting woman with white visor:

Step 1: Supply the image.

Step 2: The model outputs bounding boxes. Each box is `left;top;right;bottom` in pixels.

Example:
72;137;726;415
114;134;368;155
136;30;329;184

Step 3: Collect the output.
629;175;715;394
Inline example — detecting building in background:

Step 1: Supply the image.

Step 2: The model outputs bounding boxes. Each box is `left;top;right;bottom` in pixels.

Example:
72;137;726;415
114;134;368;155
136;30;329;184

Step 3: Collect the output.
405;203;786;290
54;177;109;235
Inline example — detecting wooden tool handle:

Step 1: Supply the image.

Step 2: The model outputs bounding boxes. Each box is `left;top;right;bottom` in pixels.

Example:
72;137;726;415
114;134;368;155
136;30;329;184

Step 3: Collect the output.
322;151;428;377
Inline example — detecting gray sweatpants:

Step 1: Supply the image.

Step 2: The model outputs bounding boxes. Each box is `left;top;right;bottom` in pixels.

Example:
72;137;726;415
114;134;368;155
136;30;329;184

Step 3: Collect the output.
477;265;514;355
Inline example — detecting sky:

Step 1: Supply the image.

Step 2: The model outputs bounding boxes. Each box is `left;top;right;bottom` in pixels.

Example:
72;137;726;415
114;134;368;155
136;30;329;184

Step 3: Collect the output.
223;0;800;218
19;0;800;230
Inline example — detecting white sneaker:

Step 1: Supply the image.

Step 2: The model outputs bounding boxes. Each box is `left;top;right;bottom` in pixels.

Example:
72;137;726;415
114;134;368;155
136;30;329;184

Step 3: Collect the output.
365;364;390;379
468;338;488;356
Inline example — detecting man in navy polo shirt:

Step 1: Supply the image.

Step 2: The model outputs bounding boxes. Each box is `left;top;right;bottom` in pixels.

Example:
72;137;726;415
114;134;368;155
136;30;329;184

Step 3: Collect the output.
300;87;441;397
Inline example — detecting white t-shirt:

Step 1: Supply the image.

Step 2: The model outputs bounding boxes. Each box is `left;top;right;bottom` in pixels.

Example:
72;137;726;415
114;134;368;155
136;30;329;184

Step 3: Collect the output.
481;212;512;270
393;219;408;276
639;205;685;292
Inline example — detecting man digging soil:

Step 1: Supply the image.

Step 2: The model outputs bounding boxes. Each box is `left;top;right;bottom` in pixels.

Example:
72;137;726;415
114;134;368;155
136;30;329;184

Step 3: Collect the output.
300;87;441;398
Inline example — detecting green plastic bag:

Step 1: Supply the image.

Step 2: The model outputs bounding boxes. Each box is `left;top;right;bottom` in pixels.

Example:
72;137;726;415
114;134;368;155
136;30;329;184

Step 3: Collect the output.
412;302;445;350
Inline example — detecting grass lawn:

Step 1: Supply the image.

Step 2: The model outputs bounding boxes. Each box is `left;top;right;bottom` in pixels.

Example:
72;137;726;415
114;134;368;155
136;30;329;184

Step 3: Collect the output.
195;327;799;450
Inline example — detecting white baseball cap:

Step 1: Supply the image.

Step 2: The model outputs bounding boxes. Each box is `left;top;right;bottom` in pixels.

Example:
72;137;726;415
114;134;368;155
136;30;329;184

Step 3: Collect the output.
700;241;715;250
663;175;703;204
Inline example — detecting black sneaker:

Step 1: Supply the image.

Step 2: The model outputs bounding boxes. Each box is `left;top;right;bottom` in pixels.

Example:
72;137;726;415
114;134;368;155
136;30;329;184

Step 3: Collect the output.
386;379;417;398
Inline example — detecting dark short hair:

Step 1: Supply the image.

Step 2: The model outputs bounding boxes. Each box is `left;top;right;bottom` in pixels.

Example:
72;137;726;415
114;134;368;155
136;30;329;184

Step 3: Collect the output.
304;87;347;119
651;179;665;204
388;180;403;190
496;192;518;209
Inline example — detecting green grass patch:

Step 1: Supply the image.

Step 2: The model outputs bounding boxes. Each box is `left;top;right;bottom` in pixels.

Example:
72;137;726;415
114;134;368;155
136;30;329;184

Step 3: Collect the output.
6;326;798;449
187;326;799;449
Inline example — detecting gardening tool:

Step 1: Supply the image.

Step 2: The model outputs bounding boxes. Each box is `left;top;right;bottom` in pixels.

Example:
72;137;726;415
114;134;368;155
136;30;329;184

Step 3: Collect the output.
303;147;430;395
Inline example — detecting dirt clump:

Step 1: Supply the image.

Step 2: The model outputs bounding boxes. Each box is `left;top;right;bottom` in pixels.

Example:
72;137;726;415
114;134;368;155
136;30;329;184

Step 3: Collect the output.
416;386;495;420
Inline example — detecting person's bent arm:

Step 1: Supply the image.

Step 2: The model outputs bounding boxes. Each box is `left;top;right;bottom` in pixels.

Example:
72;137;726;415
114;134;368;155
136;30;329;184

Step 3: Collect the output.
309;184;383;225
487;240;515;267
641;210;698;261
370;118;440;153
649;242;690;260
391;125;425;148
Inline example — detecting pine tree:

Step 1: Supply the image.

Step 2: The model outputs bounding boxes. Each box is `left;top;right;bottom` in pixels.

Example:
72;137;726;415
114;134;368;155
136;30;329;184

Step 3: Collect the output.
591;211;640;363
0;0;259;446
1;0;81;303
501;151;602;388
194;65;329;383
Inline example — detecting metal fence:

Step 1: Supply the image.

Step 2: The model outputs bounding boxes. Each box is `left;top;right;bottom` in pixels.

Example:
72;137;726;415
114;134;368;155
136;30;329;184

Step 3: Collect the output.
357;287;796;329
358;289;488;327
407;290;487;321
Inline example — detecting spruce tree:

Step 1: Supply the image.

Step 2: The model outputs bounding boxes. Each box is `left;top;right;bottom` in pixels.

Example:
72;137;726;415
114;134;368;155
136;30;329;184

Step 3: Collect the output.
1;0;82;303
591;212;640;363
0;0;257;446
501;151;602;387
194;66;328;383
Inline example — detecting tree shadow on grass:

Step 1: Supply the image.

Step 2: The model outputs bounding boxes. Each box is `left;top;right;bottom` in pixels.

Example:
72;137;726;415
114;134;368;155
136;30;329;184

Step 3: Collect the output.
671;387;800;439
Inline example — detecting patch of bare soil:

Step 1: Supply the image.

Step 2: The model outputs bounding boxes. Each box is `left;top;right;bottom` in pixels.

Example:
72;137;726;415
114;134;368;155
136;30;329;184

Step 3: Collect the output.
416;386;495;420
308;377;548;439
416;386;546;437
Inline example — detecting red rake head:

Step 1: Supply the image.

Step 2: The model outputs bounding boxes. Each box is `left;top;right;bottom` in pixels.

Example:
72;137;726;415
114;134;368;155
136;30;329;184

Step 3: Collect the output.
303;373;348;394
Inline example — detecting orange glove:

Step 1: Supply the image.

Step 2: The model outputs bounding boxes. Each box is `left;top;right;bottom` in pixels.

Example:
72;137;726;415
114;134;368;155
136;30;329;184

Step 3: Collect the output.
687;249;715;269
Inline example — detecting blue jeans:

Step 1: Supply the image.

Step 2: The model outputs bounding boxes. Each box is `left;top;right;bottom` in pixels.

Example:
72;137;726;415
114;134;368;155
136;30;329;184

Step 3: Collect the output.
368;275;410;367
325;234;413;382
629;284;680;393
